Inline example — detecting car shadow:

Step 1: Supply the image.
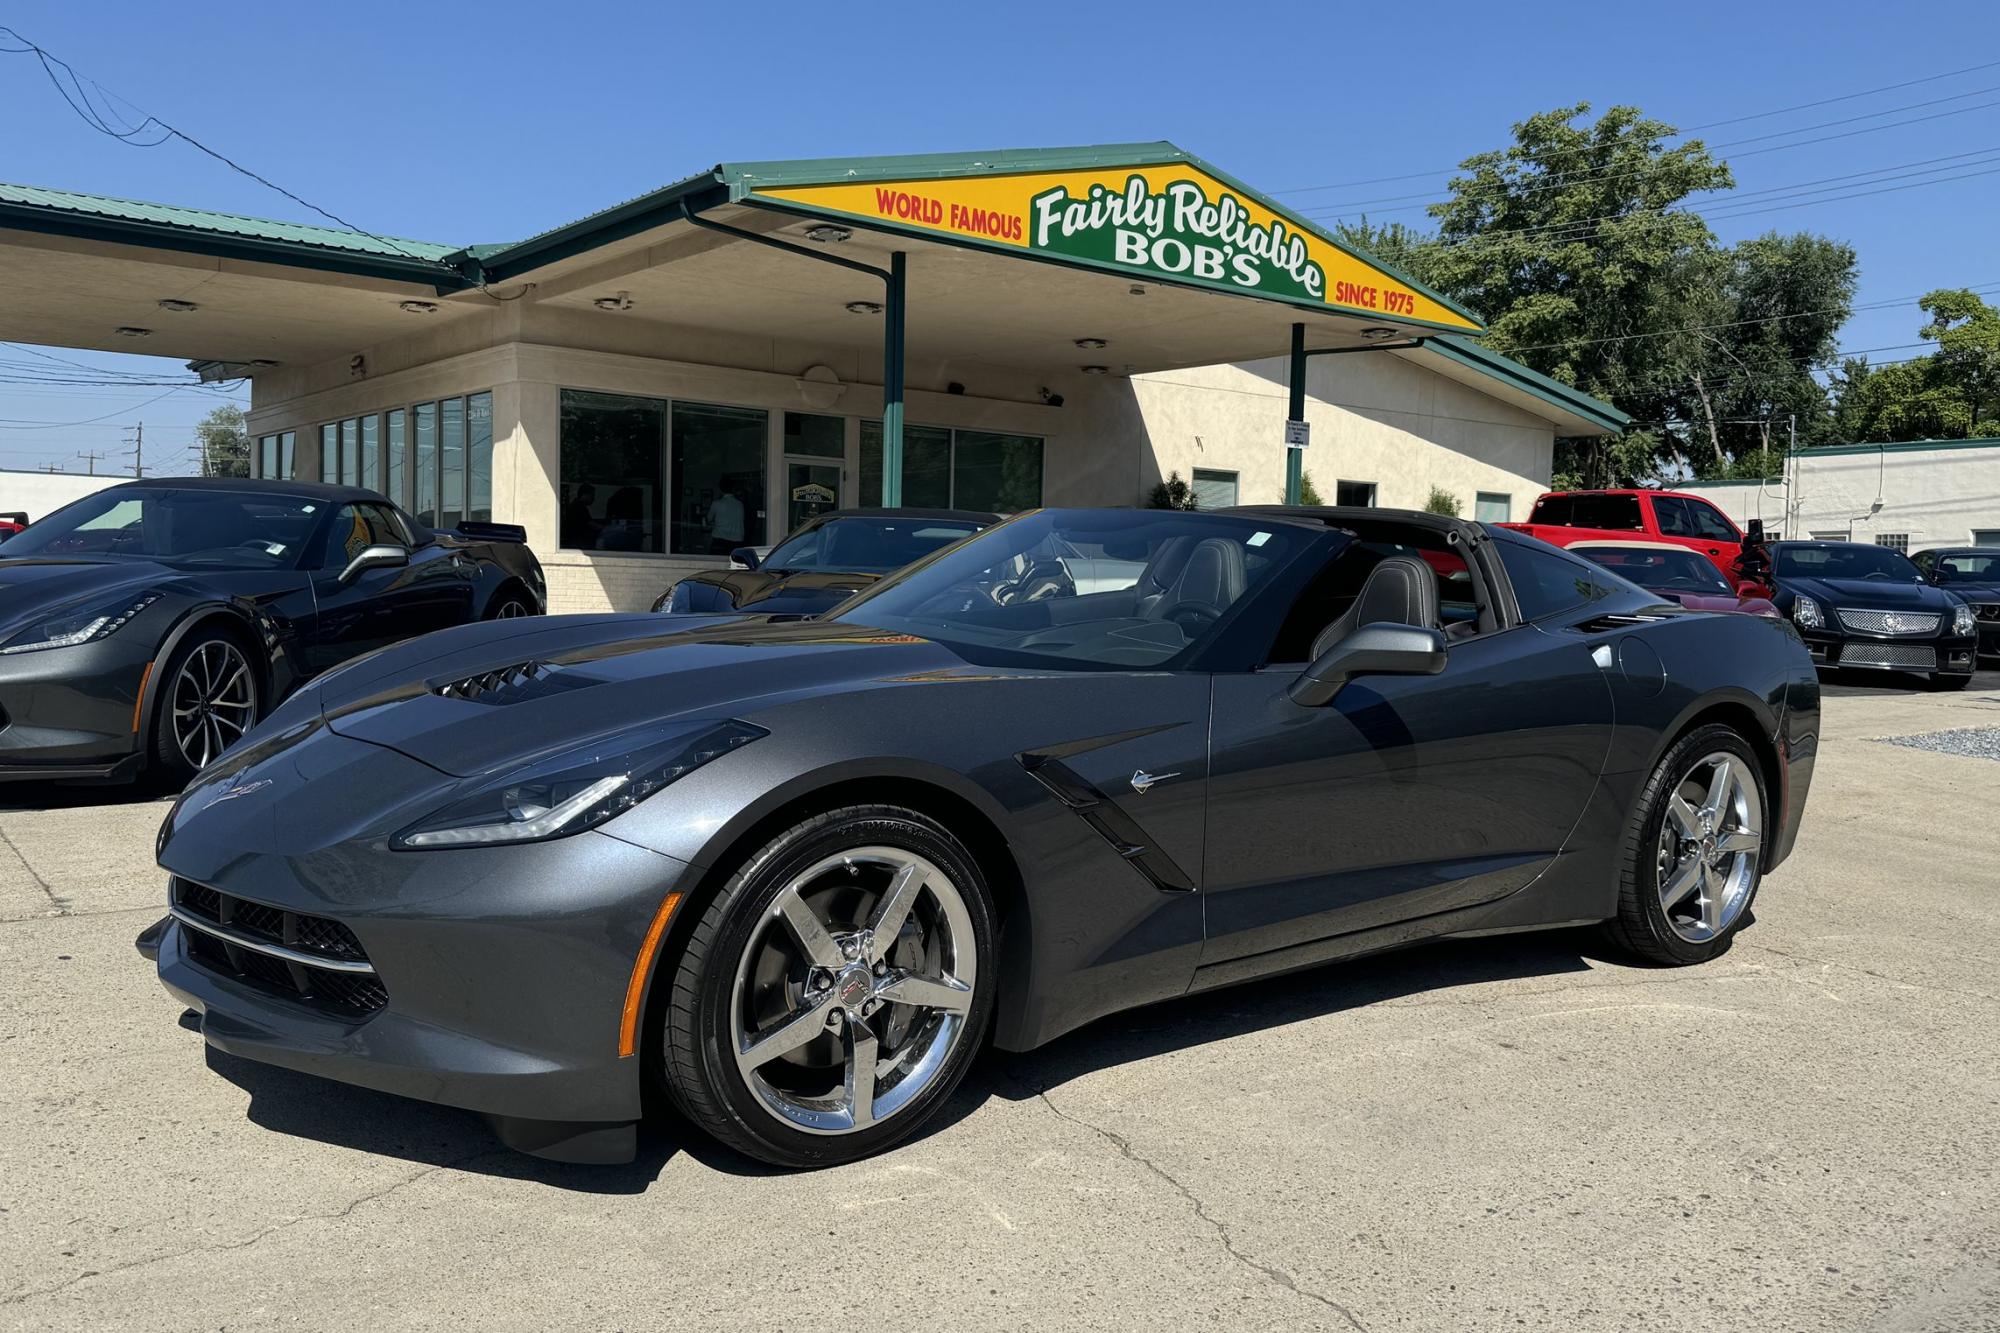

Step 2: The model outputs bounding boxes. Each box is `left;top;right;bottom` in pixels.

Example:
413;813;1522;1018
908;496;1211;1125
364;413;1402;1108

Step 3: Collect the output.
195;930;1601;1187
0;780;173;811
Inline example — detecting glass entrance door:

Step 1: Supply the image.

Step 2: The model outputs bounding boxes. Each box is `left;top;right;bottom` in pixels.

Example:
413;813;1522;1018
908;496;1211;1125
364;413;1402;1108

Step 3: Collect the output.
787;461;842;534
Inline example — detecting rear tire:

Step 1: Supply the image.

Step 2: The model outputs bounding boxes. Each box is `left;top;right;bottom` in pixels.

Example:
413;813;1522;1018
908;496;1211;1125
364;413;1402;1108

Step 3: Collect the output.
659;805;995;1168
1605;723;1767;966
486;592;534;620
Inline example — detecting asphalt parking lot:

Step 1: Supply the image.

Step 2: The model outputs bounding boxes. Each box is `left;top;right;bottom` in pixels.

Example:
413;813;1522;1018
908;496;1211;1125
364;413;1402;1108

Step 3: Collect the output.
3;671;1998;1332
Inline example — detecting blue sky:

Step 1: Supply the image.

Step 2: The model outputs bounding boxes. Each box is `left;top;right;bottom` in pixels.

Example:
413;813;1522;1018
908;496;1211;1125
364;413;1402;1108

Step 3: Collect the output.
4;0;1998;473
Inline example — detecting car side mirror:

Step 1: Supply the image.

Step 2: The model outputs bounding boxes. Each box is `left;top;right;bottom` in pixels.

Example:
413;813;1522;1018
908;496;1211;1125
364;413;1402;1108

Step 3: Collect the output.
1744;518;1766;545
731;545;760;571
1289;623;1449;708
338;543;409;583
1928;568;1948;586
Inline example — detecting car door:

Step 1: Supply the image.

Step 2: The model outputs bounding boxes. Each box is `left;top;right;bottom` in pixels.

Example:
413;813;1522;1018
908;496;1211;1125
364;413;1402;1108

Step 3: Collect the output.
302;503;472;674
1198;537;1616;968
1652;495;1745;581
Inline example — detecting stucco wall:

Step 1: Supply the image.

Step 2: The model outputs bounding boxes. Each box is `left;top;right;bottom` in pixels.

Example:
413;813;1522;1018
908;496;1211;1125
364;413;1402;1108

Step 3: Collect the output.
1680;442;2000;547
0;468;122;524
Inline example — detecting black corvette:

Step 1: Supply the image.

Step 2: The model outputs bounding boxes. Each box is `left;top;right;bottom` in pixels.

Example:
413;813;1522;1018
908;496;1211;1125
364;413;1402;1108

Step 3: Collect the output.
0;478;544;784
142;507;1818;1168
652;507;996;616
1911;546;2000;659
1766;540;1979;688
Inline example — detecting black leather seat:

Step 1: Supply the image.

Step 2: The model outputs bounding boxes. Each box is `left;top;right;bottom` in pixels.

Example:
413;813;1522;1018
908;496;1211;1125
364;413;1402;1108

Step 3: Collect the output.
1310;555;1439;659
1138;537;1246;621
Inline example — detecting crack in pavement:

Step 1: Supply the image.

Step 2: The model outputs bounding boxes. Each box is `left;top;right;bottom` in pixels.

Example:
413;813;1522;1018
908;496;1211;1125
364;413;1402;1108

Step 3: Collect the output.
1738;940;1998;1006
0;1148;501;1309
0;822;66;912
1024;1078;1370;1332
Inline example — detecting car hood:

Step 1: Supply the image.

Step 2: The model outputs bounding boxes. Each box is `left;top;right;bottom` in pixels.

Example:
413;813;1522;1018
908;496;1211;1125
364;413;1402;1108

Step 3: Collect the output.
677;567;883;614
0;558;172;634
304;611;965;778
1940;579;2000;601
1780;576;1950;609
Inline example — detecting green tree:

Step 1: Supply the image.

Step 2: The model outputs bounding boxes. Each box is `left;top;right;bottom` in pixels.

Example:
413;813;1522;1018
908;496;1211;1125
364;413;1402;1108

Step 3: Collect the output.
1297;471;1324;505
195;405;249;478
1423;486;1461;516
1147;471;1197;510
1823;290;2000;442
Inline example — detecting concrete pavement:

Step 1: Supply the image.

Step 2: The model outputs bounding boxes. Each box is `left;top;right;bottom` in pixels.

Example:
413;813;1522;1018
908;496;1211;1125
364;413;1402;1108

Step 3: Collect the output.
2;676;1998;1331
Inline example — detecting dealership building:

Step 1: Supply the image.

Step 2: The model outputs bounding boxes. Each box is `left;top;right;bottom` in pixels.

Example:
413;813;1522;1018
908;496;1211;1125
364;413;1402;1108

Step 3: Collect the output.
1682;437;2000;552
0;143;1626;611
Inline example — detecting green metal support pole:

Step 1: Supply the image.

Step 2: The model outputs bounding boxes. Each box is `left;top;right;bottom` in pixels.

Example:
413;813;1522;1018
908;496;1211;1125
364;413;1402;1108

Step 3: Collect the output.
881;251;907;507
1285;322;1306;506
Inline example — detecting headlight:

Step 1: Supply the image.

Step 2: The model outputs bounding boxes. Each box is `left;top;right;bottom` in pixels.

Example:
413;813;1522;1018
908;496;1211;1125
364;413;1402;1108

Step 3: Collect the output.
391;719;764;850
1954;602;1977;637
0;592;160;655
1790;596;1824;630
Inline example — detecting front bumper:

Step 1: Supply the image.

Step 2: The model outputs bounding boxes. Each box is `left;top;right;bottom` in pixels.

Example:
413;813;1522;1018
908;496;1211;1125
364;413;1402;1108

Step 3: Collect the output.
0;637;149;778
148;726;695;1161
1796;626;1978;677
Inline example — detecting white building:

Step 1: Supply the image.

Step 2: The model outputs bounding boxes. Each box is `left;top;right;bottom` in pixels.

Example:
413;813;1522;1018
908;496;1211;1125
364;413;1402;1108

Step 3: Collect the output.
0;142;1627;611
0;468;120;524
1680;438;2000;552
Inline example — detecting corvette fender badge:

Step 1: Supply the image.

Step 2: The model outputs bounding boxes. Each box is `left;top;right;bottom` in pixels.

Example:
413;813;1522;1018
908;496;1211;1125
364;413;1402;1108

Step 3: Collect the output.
1130;769;1179;795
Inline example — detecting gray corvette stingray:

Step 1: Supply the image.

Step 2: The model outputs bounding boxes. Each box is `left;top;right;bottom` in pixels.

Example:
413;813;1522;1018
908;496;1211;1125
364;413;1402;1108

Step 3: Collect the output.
141;506;1820;1168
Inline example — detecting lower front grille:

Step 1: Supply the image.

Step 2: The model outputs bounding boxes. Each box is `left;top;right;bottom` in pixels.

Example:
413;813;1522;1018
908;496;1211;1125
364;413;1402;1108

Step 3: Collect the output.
1839;642;1938;670
170;877;386;1016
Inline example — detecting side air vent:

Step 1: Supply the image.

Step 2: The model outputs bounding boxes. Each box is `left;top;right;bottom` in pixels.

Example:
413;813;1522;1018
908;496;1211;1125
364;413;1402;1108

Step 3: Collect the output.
1017;753;1195;893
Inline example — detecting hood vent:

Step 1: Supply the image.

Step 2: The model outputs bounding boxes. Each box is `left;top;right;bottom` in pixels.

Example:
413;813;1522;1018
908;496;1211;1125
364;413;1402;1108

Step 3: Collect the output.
433;659;588;705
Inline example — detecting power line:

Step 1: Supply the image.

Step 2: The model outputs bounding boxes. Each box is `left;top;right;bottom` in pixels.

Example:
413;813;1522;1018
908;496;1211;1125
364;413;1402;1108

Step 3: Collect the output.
1500;284;2000;356
0;386;192;429
1276;56;2000;195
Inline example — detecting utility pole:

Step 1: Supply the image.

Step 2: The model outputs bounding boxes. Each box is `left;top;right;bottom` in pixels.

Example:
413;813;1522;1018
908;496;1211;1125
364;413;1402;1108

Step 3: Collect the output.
37;462;64;473
76;450;106;475
124;421;143;477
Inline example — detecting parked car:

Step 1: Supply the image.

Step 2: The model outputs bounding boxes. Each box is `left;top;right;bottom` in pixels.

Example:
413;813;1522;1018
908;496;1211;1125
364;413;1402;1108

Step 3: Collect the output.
0;478;545;785
652;507;997;616
1570;539;1780;618
1767;540;1978;688
1502;489;1771;594
0;511;26;542
143;505;1817;1168
1911;546;2000;659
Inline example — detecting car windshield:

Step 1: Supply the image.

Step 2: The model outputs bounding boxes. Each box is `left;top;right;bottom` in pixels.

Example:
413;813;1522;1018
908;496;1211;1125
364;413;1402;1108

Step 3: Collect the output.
0;487;322;568
1578;546;1730;594
1774;544;1921;582
1936;551;2000;580
827;508;1320;669
764;515;981;573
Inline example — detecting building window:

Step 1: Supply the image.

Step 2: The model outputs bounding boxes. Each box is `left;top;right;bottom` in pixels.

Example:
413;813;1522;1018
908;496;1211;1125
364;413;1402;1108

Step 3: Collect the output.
1972;528;2000;546
1335;480;1376;507
859;422;1043;511
1875;533;1909;552
1192;469;1239;510
560;389;666;552
1475;491;1511;522
359;415;379;493
413;402;437;525
1809;530;1847;541
672;402;768;556
783;412;845;459
312;395;488;524
320;423;338;484
468;393;493;523
255;432;295;479
386;409;407;510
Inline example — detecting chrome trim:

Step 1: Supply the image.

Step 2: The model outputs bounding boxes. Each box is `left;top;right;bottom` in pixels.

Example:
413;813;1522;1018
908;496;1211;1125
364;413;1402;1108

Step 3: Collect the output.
1836;608;1940;636
168;905;377;974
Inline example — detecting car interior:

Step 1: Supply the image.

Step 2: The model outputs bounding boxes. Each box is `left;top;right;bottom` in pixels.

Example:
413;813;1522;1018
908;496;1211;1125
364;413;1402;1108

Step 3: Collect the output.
1265;520;1493;665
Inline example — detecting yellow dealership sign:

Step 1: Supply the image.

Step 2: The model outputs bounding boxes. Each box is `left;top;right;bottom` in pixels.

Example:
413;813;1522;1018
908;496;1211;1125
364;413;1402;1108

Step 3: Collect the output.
751;162;1480;332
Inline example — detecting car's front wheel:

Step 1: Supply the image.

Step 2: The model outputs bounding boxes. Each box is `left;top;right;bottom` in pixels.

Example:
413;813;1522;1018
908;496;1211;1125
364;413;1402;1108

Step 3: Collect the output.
1606;724;1767;965
660;805;996;1168
150;628;261;785
1929;671;1973;691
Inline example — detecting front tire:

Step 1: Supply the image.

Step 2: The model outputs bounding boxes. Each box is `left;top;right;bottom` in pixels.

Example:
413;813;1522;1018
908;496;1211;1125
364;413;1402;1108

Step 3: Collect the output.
1929;672;1973;691
1605;724;1767;966
660;805;996;1168
150;628;261;785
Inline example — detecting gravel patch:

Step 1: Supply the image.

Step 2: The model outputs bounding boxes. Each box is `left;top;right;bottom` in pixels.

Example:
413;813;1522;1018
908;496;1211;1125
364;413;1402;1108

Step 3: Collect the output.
1881;726;2000;761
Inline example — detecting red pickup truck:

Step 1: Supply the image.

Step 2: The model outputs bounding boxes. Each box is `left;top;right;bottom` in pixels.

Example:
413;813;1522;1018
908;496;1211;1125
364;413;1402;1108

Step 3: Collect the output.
1500;489;1772;595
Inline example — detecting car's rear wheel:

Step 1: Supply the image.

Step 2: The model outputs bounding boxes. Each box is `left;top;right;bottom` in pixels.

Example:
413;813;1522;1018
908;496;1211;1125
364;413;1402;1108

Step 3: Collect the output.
1605;724;1766;965
487;593;534;619
151;628;260;785
660;805;995;1168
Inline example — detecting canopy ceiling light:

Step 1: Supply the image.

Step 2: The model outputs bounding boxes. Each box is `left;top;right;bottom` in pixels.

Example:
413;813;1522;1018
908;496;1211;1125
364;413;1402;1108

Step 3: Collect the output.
115;326;151;338
1080;365;1109;376
593;292;634;311
1359;326;1400;340
845;300;883;316
399;300;440;314
803;225;852;243
1074;337;1107;350
156;299;198;313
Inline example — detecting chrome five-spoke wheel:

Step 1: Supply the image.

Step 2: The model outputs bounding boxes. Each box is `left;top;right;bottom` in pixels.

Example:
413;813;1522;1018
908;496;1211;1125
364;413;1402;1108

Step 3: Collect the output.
169;638;257;772
1655;750;1763;943
730;847;977;1136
